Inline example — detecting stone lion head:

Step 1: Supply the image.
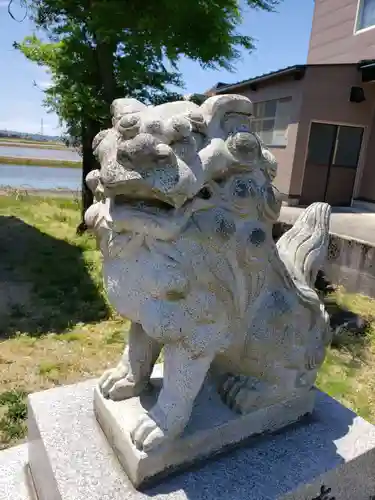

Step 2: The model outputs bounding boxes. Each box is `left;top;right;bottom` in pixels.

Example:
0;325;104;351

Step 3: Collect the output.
86;94;279;216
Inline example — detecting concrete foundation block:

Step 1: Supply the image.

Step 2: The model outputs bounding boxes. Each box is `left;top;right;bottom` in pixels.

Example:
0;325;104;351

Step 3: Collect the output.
28;378;375;500
94;366;315;488
0;444;36;500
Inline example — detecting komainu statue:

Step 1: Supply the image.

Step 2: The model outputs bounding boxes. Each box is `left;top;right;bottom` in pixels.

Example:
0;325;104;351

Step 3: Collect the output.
85;94;332;454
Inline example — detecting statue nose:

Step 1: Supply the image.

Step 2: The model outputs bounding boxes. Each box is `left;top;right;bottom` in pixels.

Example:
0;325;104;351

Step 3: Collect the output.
142;119;165;137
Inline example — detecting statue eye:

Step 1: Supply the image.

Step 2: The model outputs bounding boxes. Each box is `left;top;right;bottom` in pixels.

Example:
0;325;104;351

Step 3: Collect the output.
118;114;140;139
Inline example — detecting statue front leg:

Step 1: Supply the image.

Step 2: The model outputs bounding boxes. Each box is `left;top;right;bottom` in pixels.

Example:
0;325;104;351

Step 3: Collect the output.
131;344;214;452
99;321;161;401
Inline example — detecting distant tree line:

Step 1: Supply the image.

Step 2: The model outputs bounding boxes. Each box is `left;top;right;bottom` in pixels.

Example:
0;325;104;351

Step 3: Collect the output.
0;130;62;142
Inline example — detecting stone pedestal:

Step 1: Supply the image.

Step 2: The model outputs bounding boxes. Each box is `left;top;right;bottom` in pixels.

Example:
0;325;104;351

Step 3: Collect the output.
0;445;36;500
25;378;375;500
94;366;315;488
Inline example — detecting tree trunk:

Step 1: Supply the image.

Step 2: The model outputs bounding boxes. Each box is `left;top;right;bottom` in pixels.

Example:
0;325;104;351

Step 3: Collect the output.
77;37;119;234
76;119;101;235
95;40;118;106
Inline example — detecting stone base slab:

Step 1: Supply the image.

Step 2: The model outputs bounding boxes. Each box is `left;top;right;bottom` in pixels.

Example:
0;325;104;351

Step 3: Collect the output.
0;444;37;500
28;378;375;500
94;366;315;487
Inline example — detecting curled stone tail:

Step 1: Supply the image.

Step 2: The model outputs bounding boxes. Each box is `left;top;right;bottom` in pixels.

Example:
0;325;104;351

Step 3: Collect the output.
276;202;331;288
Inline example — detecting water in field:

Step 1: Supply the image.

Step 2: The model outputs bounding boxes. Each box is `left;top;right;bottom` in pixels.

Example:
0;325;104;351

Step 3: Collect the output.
0;164;81;191
0;144;80;161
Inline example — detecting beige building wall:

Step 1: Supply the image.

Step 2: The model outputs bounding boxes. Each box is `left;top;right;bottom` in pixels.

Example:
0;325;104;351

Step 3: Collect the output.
356;92;375;201
290;64;374;198
216;64;375;204
225;78;304;197
308;0;375;64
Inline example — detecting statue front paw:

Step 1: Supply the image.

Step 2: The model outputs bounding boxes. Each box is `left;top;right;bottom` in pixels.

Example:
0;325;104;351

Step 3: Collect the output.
130;413;167;452
99;363;144;400
130;407;186;453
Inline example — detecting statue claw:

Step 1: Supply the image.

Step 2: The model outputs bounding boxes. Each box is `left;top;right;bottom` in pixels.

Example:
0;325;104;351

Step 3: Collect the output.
99;362;131;399
131;412;168;453
108;378;146;401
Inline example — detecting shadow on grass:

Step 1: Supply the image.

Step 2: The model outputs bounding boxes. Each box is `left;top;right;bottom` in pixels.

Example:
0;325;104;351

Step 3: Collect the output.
324;295;371;354
0;215;108;338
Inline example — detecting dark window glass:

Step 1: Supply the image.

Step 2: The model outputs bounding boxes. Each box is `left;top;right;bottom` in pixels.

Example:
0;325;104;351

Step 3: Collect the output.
260;119;275;132
307;123;337;165
333;126;363;168
264;100;277;118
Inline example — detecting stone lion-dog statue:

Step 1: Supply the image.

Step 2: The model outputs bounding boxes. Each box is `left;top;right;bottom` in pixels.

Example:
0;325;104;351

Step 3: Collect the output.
85;93;332;453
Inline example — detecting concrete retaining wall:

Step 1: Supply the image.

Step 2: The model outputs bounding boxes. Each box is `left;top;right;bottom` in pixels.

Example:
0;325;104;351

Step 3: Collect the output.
273;222;375;298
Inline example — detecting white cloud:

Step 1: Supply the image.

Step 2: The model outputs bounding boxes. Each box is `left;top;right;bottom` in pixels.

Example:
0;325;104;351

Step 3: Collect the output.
35;80;53;90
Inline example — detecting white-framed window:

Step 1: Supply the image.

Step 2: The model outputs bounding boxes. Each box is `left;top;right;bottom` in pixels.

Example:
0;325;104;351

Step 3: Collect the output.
250;97;292;147
356;0;375;32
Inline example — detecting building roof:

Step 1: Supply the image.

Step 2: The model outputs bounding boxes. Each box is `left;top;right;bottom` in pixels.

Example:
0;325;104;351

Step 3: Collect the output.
208;62;369;95
209;65;307;94
358;59;375;83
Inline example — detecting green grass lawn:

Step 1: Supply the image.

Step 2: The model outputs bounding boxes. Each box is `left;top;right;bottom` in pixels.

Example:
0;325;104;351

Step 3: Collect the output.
0;191;126;449
317;291;375;421
0;156;81;168
0;191;374;449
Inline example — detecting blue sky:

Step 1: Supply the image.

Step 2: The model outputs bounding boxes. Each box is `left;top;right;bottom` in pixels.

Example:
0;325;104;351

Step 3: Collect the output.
0;0;314;135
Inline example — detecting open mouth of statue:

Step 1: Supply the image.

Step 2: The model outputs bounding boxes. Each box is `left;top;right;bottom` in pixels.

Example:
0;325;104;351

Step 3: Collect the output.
114;194;175;214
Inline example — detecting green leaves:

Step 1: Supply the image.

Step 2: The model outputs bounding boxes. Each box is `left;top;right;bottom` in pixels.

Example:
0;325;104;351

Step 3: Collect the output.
15;0;282;150
13;0;282;224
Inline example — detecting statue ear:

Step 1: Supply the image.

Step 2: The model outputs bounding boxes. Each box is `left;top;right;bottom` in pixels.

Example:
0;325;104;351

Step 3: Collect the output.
85;169;105;201
92;129;110;154
110;98;147;126
261;147;278;182
199;94;253;137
